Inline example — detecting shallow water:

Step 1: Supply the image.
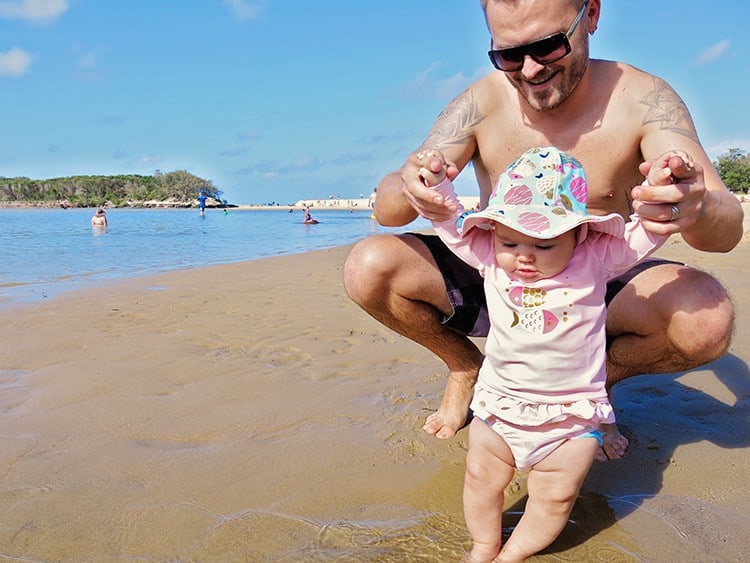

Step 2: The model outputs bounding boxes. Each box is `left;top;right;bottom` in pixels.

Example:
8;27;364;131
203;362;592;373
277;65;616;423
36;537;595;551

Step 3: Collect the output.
0;207;430;305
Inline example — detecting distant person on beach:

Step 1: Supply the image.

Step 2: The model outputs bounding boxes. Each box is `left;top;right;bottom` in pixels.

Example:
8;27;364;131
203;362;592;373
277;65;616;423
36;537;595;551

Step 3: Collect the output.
420;146;673;561
197;193;207;216
91;207;107;227
344;0;742;456
368;188;378;219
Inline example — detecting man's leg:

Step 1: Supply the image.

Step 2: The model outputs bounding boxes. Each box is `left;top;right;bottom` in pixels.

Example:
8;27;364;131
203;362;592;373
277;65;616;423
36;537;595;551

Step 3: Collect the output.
603;262;734;458
344;233;485;438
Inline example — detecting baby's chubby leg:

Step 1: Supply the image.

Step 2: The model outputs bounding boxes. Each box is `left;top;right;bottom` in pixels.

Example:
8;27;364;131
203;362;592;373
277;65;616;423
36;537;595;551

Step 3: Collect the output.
416;149;448;187
462;418;517;562
498;436;599;561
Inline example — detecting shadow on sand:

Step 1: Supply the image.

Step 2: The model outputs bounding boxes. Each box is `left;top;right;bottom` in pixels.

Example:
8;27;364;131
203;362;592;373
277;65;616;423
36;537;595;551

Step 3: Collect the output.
500;353;750;560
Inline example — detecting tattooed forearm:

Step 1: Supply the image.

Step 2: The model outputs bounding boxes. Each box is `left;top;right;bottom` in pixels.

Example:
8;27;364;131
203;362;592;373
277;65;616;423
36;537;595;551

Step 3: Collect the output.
640;77;699;143
418;88;485;151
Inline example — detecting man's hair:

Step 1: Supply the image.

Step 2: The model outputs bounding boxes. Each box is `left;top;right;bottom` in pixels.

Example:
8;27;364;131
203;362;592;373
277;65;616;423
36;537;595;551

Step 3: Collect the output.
481;0;585;17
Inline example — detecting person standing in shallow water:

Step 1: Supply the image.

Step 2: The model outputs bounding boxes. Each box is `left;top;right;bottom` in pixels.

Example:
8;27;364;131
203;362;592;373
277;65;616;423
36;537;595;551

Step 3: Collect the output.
343;0;742;459
197;193;207;217
91;207;107;227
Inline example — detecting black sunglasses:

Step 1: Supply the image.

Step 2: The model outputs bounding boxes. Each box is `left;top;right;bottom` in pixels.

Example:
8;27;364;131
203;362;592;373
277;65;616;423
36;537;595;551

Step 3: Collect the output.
488;0;588;72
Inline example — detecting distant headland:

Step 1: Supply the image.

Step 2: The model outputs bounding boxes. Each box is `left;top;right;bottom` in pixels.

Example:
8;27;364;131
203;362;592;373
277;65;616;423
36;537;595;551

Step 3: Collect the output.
0;170;223;209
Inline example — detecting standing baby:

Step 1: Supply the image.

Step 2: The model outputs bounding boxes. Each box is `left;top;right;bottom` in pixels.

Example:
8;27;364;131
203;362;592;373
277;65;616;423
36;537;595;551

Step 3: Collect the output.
418;146;688;562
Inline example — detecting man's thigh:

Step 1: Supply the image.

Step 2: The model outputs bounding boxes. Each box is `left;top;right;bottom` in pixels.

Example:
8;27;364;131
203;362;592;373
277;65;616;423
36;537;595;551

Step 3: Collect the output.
412;233;489;337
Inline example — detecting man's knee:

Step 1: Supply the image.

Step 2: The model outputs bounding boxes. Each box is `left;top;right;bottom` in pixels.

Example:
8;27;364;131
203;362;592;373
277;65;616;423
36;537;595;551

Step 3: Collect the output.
345;237;382;304
669;269;734;364
344;235;407;305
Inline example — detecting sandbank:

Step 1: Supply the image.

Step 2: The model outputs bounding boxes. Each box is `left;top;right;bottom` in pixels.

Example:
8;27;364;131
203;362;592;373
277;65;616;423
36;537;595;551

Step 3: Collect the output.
1;211;749;560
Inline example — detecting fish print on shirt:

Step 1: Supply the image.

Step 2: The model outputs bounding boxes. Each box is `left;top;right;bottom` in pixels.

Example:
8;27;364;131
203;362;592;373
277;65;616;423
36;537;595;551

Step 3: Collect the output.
507;286;566;335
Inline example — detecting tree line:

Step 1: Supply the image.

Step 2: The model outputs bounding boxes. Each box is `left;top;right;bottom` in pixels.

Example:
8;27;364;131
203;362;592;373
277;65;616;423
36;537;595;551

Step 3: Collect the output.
0;169;223;207
1;149;747;207
714;147;750;194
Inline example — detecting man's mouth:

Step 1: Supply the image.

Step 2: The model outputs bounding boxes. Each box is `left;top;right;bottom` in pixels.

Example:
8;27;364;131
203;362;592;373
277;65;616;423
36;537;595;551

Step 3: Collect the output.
524;72;556;87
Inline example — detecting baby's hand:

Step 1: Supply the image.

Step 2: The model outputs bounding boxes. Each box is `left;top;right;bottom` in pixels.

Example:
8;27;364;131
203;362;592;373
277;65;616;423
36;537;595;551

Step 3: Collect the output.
416;149;448;187
644;149;695;186
635;148;699;233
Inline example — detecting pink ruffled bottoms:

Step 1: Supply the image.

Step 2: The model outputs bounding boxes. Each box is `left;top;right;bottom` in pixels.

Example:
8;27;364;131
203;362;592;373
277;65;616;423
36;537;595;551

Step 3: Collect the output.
471;385;614;470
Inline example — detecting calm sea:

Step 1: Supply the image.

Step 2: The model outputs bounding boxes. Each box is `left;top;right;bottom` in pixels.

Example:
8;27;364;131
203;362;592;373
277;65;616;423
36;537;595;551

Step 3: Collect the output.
0;207;432;306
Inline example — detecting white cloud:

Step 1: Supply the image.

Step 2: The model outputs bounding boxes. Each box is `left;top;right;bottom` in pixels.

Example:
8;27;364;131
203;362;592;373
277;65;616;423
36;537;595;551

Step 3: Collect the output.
78;51;97;70
694;39;731;66
399;62;442;98
223;0;264;21
137;154;164;166
435;71;477;99
0;0;68;24
0;47;32;77
399;63;484;100
236;128;258;140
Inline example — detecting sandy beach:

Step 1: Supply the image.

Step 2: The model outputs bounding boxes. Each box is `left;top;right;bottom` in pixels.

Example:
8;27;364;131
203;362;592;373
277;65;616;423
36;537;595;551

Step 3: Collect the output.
2;211;750;561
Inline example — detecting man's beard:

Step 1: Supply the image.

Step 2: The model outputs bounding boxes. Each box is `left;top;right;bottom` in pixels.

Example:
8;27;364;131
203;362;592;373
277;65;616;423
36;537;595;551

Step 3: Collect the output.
509;56;588;113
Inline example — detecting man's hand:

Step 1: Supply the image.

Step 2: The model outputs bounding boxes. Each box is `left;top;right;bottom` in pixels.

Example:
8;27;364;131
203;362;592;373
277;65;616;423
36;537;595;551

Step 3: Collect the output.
400;150;460;222
632;150;704;235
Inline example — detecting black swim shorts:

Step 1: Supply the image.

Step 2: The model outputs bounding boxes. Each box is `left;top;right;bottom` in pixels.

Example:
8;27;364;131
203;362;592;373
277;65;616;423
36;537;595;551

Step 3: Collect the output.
412;233;683;338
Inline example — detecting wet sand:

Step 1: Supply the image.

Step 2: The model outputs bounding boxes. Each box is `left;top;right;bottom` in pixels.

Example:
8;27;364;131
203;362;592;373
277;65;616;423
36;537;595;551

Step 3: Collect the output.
1;215;749;561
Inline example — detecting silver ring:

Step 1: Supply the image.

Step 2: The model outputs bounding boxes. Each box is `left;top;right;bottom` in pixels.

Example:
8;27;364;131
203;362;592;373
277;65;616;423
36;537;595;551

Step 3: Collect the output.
670;204;679;221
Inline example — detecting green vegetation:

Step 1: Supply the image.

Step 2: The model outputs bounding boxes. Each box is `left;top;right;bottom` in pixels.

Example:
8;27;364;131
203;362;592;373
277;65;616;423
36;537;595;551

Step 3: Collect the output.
714;147;750;194
0;169;223;207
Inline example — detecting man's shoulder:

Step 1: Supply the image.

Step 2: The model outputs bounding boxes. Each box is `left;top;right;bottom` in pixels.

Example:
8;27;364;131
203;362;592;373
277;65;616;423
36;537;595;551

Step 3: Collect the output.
590;59;662;91
586;60;677;117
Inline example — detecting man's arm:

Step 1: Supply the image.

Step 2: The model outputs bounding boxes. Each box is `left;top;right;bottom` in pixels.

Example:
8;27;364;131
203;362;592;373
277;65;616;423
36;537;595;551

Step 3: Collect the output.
634;76;743;252
374;88;484;226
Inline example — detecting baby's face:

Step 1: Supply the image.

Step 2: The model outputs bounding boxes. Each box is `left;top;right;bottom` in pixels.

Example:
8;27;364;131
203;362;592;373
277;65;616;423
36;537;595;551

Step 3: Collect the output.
492;223;577;282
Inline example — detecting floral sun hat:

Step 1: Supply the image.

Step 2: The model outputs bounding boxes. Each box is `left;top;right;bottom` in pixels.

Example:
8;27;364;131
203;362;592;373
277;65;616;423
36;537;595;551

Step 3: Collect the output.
458;147;624;239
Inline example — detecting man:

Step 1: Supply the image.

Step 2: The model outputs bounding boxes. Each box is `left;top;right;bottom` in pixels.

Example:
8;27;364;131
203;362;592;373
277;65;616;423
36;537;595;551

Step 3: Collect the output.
197;192;207;216
343;0;743;459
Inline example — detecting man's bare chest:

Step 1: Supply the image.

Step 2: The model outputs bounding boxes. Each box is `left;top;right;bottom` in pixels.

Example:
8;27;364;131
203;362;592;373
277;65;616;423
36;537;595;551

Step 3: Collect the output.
475;123;643;217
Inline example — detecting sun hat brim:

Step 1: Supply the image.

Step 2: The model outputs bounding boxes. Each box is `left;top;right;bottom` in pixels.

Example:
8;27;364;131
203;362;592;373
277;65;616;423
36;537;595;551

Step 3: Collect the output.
458;205;625;239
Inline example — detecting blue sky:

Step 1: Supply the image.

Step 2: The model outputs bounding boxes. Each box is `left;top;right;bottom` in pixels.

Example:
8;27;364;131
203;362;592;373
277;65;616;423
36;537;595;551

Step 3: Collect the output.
1;1;748;205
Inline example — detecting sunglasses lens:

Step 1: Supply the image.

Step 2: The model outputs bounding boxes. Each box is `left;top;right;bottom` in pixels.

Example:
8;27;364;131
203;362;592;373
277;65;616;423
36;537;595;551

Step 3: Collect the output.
489;33;570;71
528;34;569;64
490;47;525;71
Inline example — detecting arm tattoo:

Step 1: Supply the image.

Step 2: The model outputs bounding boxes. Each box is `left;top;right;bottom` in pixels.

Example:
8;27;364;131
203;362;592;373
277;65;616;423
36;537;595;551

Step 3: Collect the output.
640;77;699;143
419;89;485;151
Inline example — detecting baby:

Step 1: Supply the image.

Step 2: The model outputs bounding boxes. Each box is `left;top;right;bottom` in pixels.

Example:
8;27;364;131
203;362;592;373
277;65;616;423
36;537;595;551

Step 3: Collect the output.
417;146;689;562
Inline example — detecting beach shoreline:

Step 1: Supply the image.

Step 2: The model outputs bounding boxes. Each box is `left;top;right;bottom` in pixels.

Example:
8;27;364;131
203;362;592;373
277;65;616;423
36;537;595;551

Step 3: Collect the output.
0;195;483;212
3;194;746;212
1;217;749;559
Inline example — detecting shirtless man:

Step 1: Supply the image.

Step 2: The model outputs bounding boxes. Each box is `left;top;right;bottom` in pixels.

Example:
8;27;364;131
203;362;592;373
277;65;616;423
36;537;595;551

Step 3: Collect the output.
343;0;743;459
